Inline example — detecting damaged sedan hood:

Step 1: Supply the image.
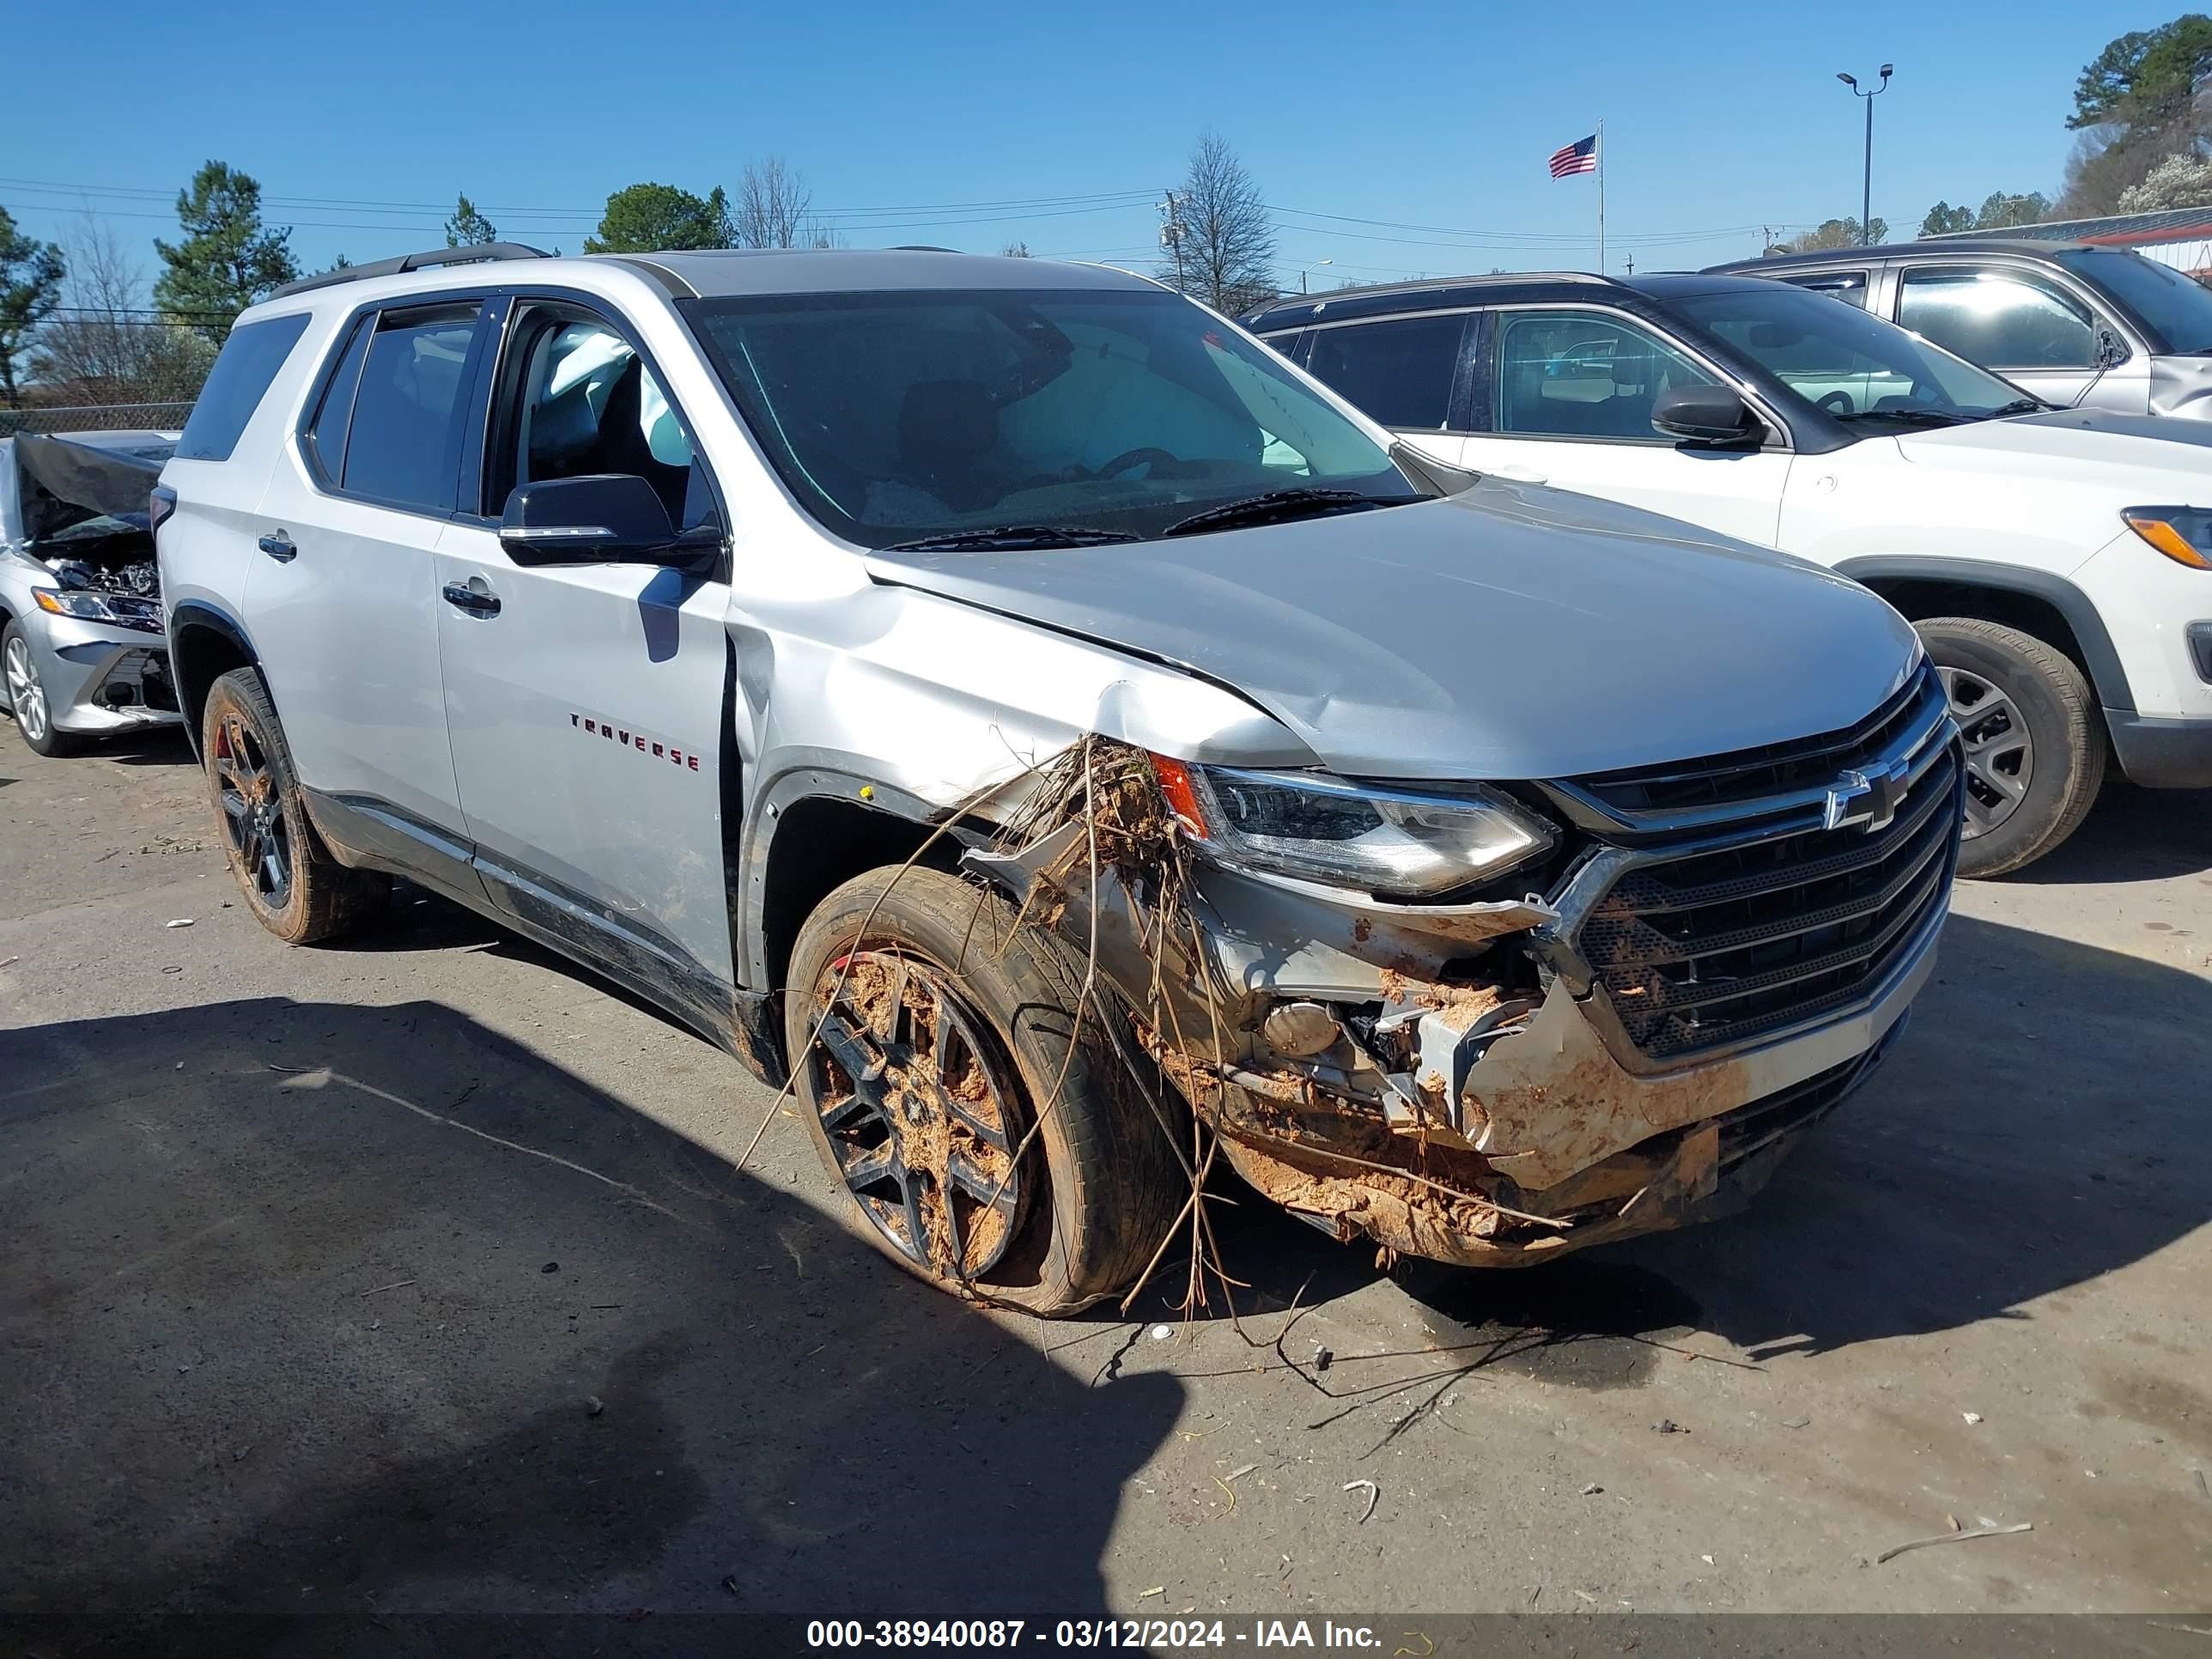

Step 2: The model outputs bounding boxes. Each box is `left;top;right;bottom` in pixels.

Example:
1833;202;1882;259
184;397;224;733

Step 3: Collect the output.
866;480;1919;781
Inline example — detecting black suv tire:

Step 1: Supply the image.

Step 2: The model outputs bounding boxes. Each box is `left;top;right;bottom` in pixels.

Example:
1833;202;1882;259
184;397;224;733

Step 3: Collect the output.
785;865;1186;1316
1919;617;2105;878
202;667;388;944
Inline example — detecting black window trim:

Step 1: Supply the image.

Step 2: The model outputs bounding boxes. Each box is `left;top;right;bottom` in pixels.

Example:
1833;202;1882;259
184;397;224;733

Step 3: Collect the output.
1482;300;1796;453
1297;306;1483;434
289;283;727;550
465;293;726;548
291;295;494;520
1890;258;2135;364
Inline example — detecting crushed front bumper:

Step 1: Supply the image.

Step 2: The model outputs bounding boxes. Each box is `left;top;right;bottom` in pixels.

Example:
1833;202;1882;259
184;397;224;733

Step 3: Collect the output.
967;671;1960;1270
27;614;181;736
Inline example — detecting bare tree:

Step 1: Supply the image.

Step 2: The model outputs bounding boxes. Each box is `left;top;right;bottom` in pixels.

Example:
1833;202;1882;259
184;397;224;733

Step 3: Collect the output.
733;156;815;249
1160;131;1277;313
30;214;214;406
1001;240;1032;258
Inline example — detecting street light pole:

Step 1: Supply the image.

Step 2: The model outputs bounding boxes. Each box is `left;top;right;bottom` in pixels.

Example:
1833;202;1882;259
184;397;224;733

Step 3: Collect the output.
1836;65;1893;246
1300;258;1333;295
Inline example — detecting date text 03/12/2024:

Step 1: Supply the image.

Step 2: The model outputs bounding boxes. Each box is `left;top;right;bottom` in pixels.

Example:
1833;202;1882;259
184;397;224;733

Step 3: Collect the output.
804;1620;1407;1650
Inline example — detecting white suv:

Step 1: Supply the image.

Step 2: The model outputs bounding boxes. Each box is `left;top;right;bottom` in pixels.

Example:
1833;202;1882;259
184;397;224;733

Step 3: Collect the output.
1249;271;2212;875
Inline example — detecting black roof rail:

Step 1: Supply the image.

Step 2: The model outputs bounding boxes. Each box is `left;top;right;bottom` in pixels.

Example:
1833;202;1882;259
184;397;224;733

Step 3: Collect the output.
270;241;554;300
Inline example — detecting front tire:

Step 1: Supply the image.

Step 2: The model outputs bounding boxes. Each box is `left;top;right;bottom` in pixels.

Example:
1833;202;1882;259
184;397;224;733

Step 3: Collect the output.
2;621;78;757
1919;617;2105;878
784;865;1185;1316
202;667;386;944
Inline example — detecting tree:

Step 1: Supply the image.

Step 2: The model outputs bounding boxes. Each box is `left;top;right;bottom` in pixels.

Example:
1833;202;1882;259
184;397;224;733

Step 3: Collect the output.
2119;150;2212;210
0;206;65;408
2071;15;2212;130
1160;130;1277;314
445;193;498;247
2062;16;2212;215
31;215;214;409
1973;190;2050;228
732;157;813;249
1001;240;1032;258
153;161;298;342
584;183;732;253
1920;201;1976;237
1766;216;1887;255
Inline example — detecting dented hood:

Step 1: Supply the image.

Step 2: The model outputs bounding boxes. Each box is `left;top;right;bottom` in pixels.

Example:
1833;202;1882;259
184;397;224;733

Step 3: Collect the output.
866;480;1919;781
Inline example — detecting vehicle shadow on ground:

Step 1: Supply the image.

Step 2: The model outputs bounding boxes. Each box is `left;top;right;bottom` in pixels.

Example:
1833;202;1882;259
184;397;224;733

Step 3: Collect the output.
0;998;1182;1655
2000;781;2212;884
1147;912;2212;1379
75;726;197;769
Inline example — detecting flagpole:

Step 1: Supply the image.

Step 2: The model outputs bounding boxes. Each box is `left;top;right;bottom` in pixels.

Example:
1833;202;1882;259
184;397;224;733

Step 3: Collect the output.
1597;120;1606;274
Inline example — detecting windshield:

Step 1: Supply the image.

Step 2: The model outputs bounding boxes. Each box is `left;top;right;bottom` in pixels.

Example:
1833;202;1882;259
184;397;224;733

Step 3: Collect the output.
2055;247;2212;354
1672;284;2033;429
681;287;1419;548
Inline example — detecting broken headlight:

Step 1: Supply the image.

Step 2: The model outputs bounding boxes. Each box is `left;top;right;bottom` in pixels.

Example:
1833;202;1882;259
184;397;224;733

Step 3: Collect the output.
1163;760;1553;898
32;586;165;634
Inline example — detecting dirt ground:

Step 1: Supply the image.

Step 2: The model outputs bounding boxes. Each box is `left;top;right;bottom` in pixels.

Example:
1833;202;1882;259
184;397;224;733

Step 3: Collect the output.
3;718;2209;1647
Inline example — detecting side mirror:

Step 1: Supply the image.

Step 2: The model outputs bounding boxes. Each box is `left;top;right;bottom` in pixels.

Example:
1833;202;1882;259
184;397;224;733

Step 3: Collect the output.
1651;386;1763;446
498;474;718;570
2094;327;2130;370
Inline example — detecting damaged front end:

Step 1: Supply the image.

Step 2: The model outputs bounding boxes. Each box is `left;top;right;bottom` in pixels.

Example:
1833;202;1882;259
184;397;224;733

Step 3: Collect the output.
966;668;1959;1269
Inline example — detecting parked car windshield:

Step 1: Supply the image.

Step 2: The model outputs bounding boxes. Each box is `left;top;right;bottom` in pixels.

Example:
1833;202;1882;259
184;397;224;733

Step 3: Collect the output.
2054;247;2212;355
682;287;1420;548
1671;284;2033;430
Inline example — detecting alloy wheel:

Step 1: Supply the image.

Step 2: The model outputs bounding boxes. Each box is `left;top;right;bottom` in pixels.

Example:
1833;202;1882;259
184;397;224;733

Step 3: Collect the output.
213;711;294;909
1939;665;2033;839
3;635;50;744
805;949;1024;1279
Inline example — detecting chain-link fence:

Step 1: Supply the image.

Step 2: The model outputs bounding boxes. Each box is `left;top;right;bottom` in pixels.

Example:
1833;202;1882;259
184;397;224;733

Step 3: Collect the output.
3;316;211;436
0;401;198;437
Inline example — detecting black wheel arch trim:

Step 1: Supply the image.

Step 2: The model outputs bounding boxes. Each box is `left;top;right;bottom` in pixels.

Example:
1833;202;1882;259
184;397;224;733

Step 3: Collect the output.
1832;556;2134;715
165;599;265;760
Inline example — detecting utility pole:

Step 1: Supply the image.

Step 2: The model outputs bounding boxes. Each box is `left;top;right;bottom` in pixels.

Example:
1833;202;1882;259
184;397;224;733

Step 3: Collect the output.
1158;191;1188;294
1836;64;1893;246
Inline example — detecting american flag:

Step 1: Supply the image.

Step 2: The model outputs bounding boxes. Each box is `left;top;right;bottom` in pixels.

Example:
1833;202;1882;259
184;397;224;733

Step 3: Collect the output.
1549;135;1599;179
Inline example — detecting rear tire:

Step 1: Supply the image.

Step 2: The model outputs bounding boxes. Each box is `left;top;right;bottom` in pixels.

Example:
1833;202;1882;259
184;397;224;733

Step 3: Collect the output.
784;865;1186;1316
1919;617;2104;878
202;667;388;944
2;621;79;757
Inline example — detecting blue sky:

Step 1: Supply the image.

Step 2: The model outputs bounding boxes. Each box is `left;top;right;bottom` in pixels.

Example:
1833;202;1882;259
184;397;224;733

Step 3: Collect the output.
0;0;2179;290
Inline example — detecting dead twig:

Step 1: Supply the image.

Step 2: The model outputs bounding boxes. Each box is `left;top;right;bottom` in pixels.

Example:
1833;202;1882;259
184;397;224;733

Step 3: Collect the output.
1875;1522;2032;1565
357;1279;415;1297
1342;1479;1379;1524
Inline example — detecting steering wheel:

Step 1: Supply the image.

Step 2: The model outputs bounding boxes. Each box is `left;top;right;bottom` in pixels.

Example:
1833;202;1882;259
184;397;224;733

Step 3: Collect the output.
1095;447;1182;480
1816;390;1855;416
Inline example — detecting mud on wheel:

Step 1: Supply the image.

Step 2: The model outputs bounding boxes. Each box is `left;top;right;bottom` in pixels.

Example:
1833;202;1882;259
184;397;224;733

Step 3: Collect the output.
785;865;1184;1316
202;667;386;945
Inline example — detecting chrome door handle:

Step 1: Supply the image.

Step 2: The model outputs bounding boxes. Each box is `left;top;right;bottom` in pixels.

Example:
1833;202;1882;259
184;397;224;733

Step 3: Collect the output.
257;531;296;562
441;580;501;617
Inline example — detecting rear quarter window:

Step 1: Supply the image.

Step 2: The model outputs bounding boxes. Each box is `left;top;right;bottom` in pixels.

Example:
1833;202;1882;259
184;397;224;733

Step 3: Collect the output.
173;313;313;462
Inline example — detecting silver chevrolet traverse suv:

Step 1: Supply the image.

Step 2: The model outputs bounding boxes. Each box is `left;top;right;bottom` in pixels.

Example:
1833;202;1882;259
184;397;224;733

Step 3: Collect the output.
157;244;1959;1314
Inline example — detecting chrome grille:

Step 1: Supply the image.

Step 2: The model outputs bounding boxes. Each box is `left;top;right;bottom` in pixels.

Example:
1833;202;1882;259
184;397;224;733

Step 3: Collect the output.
1558;666;1960;1064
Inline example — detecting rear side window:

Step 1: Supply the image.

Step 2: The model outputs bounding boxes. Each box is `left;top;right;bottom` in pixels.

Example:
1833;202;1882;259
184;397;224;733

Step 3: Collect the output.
174;313;312;462
1305;314;1468;429
322;303;484;512
1780;270;1869;308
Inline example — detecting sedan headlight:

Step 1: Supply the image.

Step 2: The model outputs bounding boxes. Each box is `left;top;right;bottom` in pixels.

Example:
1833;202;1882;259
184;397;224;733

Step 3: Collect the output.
2122;507;2212;571
1153;758;1553;898
32;586;165;633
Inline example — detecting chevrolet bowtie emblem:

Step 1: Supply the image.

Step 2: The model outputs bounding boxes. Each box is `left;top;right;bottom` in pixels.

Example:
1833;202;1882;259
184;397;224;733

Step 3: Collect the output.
1824;759;1907;833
